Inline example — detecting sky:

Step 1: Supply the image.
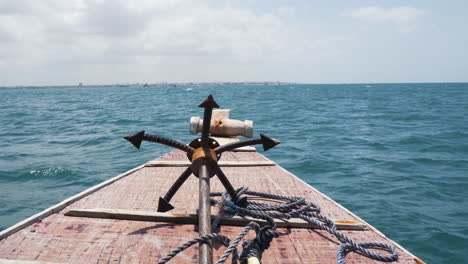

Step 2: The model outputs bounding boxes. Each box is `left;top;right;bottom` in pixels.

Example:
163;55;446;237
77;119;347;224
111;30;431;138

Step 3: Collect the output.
1;0;467;86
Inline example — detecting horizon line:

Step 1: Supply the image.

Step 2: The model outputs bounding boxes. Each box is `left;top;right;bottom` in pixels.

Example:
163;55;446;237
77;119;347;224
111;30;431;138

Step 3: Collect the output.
1;81;468;89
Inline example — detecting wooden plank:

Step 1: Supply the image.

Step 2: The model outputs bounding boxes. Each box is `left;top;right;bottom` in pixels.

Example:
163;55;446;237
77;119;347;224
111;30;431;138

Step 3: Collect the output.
145;160;276;167
65;208;368;231
0;165;145;240
0;259;65;264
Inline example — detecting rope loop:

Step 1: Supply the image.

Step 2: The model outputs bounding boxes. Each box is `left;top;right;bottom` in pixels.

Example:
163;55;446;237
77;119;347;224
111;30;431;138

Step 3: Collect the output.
336;242;398;264
158;187;399;264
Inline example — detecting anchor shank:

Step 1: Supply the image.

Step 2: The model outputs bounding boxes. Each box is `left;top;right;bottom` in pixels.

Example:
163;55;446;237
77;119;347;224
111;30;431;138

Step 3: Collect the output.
199;164;213;264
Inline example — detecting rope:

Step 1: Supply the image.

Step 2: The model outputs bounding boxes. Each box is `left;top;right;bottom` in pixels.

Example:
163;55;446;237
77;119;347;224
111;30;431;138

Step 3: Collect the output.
156;233;229;264
157;187;398;264
216;222;259;264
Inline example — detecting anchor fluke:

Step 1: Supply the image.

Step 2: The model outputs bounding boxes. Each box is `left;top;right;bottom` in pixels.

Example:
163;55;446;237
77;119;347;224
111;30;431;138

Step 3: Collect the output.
260;134;281;151
123;130;145;149
236;196;248;208
199;94;219;109
157;197;175;212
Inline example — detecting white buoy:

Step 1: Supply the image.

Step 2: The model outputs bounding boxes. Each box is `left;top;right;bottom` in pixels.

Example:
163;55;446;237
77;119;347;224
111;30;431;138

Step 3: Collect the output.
190;109;253;138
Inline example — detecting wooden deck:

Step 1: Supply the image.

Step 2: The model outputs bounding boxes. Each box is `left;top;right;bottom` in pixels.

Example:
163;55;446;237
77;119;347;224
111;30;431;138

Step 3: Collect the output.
0;147;421;263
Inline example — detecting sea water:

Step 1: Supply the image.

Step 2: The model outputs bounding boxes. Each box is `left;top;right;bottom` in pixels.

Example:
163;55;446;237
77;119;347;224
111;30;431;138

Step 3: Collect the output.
0;83;467;263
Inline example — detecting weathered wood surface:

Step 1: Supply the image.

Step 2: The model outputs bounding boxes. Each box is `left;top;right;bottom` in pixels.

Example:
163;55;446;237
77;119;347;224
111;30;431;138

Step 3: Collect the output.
0;259;65;264
0;165;144;241
145;160;276;167
65;209;368;230
0;149;420;263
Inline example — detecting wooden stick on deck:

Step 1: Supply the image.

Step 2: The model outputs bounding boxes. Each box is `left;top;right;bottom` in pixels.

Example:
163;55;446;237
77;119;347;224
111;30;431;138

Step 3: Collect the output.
64;209;368;230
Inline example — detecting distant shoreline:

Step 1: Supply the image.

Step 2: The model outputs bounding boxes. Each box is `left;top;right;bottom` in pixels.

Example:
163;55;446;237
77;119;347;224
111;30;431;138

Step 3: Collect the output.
2;81;468;90
0;81;290;89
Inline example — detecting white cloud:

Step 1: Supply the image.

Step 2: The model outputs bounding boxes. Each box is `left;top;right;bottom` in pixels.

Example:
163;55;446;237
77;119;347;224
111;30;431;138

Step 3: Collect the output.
8;1;450;84
0;0;289;59
345;6;426;32
1;0;326;85
276;7;295;17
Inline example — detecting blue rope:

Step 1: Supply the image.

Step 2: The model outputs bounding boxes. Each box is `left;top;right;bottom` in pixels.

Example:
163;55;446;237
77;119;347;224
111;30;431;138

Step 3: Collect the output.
158;187;399;264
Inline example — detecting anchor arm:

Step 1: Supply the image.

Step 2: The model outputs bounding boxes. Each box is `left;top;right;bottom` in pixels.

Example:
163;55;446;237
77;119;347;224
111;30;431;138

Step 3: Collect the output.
215;134;280;154
198;95;219;147
124;130;194;154
214;166;247;207
157;167;193;212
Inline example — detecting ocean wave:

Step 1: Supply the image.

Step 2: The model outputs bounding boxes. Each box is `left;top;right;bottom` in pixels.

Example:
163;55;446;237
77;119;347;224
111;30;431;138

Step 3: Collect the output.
1;83;468;263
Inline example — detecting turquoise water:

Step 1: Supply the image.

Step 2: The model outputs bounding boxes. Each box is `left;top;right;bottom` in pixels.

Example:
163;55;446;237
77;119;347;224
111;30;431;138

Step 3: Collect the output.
0;83;467;263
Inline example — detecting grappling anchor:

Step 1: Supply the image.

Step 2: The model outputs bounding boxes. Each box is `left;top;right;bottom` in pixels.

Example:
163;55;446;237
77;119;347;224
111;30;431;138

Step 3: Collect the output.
123;95;281;213
124;95;280;264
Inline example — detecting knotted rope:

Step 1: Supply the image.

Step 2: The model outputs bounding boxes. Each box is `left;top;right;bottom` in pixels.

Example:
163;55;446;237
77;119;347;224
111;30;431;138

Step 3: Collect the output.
157;187;398;264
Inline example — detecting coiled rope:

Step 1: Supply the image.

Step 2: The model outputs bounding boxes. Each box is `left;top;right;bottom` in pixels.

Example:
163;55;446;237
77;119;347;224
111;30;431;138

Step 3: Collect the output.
157;187;398;264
